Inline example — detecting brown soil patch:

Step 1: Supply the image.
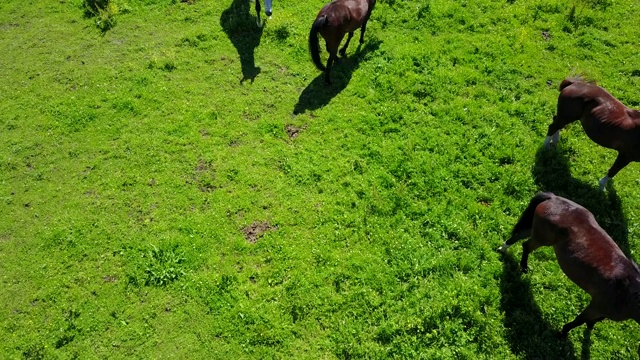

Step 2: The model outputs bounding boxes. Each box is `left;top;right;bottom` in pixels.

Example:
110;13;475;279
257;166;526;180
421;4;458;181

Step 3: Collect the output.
103;275;117;283
541;31;550;41
285;124;308;139
191;159;217;192
242;221;277;243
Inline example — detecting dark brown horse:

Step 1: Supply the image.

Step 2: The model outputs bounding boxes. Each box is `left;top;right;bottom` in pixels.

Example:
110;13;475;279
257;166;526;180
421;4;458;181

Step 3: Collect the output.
309;0;376;85
544;77;640;190
498;192;640;336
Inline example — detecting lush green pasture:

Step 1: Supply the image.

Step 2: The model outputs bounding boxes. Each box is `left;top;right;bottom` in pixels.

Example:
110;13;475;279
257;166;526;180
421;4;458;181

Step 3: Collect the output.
2;0;640;358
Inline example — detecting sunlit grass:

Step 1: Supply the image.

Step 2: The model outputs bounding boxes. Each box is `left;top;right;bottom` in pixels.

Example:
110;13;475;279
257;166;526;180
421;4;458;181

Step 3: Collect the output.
1;0;640;358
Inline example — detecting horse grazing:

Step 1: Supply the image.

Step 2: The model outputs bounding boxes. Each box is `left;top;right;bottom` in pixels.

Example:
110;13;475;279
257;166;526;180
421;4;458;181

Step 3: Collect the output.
498;192;640;336
544;77;640;190
309;0;376;85
254;0;273;27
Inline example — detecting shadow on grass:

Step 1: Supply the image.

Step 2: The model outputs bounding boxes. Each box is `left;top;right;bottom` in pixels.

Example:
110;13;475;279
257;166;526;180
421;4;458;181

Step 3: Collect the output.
220;0;264;83
580;328;592;360
532;144;630;256
293;39;381;115
500;252;577;359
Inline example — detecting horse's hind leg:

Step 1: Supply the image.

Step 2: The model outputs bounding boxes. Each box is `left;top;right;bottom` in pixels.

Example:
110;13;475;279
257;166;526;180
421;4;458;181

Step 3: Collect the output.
519;239;544;273
599;153;631;191
339;32;354;57
544;115;577;148
325;35;344;85
325;52;338;85
560;303;603;337
545;97;583;148
497;228;531;253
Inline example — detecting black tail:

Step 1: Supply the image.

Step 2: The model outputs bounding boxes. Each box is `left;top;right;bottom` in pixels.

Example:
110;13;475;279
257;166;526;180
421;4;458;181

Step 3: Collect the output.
506;192;554;245
309;15;327;71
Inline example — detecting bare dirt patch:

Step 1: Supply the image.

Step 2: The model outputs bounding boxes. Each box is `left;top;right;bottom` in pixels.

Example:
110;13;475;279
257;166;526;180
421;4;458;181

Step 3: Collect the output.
285;124;308;139
541;31;550;41
190;159;217;192
103;275;117;283
242;221;277;243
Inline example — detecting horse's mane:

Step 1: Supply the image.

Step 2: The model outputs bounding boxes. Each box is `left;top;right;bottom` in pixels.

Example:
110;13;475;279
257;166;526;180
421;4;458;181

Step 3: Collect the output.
565;75;597;84
559;76;597;91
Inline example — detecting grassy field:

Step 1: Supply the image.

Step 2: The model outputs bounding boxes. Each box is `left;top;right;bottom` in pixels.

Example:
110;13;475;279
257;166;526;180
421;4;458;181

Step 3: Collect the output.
2;0;640;358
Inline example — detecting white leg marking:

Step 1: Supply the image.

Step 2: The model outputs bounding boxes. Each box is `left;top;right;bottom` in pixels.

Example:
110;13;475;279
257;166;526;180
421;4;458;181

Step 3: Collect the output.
498;242;511;253
544;132;560;148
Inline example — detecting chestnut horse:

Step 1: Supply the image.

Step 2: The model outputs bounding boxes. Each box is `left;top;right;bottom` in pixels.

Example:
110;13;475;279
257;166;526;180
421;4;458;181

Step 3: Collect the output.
544;77;640;190
498;192;640;336
309;0;376;85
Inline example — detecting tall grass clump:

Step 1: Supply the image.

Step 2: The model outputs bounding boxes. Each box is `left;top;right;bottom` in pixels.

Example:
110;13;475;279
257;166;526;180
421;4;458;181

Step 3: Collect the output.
83;0;118;32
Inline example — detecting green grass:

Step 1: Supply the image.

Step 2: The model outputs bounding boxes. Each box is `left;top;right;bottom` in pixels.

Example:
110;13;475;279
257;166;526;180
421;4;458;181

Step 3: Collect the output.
2;0;640;358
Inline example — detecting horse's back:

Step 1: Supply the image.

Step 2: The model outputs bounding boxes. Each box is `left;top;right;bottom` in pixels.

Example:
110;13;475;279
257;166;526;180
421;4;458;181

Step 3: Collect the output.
322;0;371;30
534;196;631;294
559;79;640;151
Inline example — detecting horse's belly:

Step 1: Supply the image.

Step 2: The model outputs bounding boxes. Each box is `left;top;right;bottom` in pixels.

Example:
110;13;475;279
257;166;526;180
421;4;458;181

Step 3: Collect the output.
580;121;620;151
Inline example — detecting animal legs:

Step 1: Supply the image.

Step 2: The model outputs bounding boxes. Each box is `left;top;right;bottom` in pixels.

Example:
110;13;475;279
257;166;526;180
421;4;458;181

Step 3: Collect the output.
339;32;354;57
497;229;531;253
359;21;368;44
544;115;577;148
599;153;631;191
324;35;345;85
519;240;542;273
561;303;603;337
325;53;337;85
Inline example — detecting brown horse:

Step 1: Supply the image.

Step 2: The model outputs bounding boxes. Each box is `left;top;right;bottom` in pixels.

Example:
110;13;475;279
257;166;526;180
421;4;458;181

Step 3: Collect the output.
544;77;640;190
309;0;376;85
498;192;640;336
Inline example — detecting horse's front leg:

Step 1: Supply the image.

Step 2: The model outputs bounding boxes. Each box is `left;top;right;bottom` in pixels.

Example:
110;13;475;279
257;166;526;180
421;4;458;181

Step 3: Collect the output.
600;153;631;191
359;20;369;44
339;32;354;57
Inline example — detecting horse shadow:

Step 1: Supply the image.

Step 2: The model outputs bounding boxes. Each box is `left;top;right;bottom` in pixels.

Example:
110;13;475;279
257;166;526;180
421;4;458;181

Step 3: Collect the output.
500;253;577;359
293;39;382;115
220;0;264;83
532;144;630;256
